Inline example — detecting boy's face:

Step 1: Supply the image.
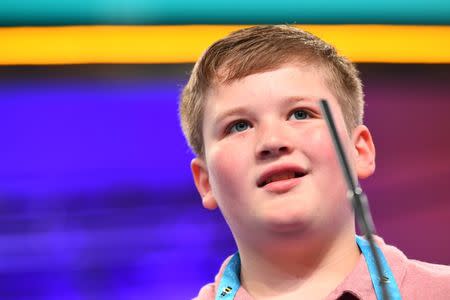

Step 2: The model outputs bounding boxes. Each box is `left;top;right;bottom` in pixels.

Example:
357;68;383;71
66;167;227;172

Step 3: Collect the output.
191;63;375;242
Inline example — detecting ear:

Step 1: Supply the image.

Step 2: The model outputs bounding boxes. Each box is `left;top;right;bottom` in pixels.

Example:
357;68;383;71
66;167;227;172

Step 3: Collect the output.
351;125;376;179
191;157;218;210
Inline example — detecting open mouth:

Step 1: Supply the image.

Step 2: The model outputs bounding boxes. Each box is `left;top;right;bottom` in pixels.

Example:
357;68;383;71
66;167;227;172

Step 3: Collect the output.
257;171;306;188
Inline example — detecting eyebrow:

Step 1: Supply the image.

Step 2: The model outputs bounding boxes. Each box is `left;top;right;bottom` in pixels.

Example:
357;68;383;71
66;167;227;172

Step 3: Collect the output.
213;96;315;125
214;107;250;125
284;96;309;105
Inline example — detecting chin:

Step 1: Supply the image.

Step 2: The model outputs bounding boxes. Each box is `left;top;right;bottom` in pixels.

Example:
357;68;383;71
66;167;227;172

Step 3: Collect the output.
262;213;312;235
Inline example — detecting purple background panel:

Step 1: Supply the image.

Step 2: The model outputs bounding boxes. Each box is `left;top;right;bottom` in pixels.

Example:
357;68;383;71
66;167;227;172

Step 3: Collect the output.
360;65;450;263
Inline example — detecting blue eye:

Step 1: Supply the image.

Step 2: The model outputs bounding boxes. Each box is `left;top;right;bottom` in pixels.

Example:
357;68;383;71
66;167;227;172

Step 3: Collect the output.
228;121;250;134
289;109;310;120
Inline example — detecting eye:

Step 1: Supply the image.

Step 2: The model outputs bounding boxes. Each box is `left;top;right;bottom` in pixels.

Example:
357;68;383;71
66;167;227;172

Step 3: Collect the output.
289;109;311;120
227;120;251;134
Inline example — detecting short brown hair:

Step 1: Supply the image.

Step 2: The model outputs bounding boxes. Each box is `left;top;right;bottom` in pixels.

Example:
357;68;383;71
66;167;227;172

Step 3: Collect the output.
180;25;364;157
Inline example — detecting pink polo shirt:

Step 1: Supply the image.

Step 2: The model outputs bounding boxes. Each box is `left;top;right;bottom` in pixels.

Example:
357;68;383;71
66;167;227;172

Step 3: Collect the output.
193;237;450;299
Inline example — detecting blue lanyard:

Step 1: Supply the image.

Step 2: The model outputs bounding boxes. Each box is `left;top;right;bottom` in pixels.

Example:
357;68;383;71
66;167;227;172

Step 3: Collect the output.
355;236;402;300
215;236;402;300
216;253;241;300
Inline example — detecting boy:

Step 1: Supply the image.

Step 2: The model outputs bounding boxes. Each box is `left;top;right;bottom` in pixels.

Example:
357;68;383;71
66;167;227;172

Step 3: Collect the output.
179;25;450;299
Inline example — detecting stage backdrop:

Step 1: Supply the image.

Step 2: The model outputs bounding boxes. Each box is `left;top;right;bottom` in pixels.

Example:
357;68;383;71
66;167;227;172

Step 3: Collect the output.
0;63;449;299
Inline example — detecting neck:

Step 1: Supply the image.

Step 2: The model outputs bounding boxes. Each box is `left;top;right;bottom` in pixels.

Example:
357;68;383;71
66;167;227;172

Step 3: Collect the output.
236;224;360;300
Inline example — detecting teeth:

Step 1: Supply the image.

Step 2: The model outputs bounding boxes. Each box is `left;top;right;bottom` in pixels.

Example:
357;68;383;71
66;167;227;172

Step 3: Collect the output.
266;172;296;184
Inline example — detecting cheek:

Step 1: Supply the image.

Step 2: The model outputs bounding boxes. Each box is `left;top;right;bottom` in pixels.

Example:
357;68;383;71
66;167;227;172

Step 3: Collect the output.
303;125;338;162
302;124;355;195
304;121;355;165
206;139;252;200
304;124;356;211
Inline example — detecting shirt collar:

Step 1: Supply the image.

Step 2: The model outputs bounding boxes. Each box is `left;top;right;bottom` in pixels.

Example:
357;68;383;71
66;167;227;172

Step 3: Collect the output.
213;235;407;300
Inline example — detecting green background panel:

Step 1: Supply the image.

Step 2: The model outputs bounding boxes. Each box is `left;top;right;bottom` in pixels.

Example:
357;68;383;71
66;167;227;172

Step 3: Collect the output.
1;0;449;26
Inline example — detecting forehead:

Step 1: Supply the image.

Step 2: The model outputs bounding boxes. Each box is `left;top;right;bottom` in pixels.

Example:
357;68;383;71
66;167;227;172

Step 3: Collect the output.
205;63;332;112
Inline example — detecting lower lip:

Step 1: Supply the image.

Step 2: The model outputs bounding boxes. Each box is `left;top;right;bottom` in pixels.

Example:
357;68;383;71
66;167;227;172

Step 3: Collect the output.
261;177;303;193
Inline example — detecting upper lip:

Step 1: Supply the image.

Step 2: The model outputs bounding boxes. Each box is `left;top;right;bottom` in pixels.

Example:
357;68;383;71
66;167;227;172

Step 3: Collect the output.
257;163;308;188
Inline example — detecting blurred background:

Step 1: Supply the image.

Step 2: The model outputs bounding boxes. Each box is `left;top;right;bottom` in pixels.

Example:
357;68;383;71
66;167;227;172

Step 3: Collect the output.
1;1;450;299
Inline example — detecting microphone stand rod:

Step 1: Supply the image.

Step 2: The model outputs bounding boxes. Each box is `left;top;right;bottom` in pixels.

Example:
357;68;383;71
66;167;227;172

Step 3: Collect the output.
319;99;390;300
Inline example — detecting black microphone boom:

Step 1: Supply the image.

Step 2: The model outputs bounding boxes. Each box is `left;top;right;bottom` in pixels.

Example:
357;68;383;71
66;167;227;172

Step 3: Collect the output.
319;99;390;300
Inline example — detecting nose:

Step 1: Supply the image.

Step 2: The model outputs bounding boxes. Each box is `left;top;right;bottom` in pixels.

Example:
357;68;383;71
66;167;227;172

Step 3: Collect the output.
256;124;294;160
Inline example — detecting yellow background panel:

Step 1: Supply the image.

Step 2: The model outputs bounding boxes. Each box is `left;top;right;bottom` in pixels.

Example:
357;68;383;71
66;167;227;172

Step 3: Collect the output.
1;25;449;64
